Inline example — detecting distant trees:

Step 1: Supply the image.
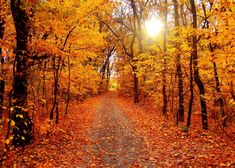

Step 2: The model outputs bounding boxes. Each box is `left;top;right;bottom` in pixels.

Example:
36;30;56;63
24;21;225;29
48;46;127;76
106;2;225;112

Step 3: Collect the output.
114;0;234;130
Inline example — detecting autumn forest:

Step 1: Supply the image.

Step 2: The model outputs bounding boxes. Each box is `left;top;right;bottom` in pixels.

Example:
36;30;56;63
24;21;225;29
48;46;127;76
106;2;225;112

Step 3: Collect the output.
0;0;234;167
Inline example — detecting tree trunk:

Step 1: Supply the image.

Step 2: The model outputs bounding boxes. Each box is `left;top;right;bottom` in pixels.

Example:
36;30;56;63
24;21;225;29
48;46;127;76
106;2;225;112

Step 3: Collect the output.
0;81;4;120
212;61;226;127
99;46;114;94
5;90;13;151
99;56;107;94
187;52;194;128
230;82;235;101
173;0;184;122
50;56;61;121
99;75;105;94
204;2;226;127
11;0;33;147
133;72;139;103
170;73;174;118
190;0;208;130
56;102;59;124
106;57;110;91
99;70;105;94
0;13;5;121
65;55;71;116
162;0;168;115
42;60;47;108
130;0;140;104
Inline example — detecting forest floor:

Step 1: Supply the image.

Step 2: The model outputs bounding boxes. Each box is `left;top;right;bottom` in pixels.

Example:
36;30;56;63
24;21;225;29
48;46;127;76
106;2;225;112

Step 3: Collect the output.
1;91;235;167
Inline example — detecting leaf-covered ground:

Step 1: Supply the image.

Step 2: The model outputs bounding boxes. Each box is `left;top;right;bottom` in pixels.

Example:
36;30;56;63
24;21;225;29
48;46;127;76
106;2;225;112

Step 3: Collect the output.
116;95;235;167
1;96;100;167
1;91;235;167
83;92;155;167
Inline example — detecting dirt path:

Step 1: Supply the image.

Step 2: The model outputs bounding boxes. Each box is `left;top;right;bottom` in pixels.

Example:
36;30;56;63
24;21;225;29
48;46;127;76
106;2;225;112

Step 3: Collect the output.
2;92;154;167
83;92;155;167
2;92;233;167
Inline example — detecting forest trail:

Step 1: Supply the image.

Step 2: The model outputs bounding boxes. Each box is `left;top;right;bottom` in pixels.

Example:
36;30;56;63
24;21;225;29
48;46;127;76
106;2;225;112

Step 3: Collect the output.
1;92;234;167
2;92;154;167
83;92;154;167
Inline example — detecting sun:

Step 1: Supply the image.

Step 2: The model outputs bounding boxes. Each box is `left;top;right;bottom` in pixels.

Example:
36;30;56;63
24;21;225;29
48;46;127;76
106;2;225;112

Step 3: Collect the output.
145;18;163;37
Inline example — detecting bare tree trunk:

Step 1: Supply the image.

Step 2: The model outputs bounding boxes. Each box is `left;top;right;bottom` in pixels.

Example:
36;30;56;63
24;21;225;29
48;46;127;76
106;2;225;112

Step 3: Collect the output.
0;80;4;121
106;57;110;91
65;55;71;116
50;56;61;121
162;0;168;115
5;90;13;151
130;0;141;103
173;0;184;122
230;82;235;101
212;60;226;127
56;102;59;124
99;68;106;94
133;72;139;103
170;73;174;115
11;0;33;147
99;55;108;94
187;52;194;128
190;0;208;130
180;2;194;128
0;12;5;121
99;46;115;94
42;60;47;108
99;75;105;94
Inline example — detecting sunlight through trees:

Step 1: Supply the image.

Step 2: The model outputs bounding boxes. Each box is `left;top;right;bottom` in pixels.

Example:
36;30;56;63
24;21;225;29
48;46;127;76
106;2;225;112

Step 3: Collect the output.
0;0;234;166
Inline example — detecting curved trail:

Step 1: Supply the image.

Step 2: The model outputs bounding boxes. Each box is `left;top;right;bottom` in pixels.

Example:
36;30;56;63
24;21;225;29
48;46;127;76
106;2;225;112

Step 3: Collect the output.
83;92;154;167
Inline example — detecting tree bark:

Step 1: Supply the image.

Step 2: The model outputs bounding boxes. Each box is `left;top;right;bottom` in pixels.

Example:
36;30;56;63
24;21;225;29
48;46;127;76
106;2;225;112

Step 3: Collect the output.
42;60;47;108
205;2;226;127
99;62;107;94
187;52;194;127
133;72;139;103
99;46;115;94
130;0;140;103
0;80;5;120
0;11;5;121
162;0;168;115
65;55;71;116
11;0;33;146
190;0;208;130
106;58;110;91
50;56;61;121
173;0;184;122
56;102;59;124
230;82;235;101
212;60;226;127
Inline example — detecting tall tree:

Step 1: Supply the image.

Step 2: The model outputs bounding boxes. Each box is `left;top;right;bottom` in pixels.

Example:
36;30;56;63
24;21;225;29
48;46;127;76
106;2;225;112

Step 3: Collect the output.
101;0;145;103
173;0;184;122
11;0;33;146
201;1;226;127
0;1;5;121
190;0;208;130
162;0;168;115
130;0;142;103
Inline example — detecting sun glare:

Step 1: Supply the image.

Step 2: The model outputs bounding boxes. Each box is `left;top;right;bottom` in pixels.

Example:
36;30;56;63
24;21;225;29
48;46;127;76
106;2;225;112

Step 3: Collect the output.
145;18;163;37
